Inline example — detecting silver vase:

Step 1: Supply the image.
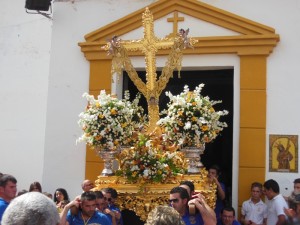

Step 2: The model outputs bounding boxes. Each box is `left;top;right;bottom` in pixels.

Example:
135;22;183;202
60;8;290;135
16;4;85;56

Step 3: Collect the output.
181;145;205;174
96;147;120;176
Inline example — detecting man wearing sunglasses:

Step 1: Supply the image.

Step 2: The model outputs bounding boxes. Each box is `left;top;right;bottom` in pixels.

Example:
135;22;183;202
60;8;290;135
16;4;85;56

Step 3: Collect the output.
101;188;123;225
170;186;216;225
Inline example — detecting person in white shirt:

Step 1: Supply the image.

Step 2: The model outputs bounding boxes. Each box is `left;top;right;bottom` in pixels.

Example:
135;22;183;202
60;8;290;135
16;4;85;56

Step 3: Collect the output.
240;182;267;225
263;179;288;225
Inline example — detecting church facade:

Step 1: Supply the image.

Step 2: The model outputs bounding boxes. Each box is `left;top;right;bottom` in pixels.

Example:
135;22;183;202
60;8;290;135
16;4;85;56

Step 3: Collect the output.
1;0;300;213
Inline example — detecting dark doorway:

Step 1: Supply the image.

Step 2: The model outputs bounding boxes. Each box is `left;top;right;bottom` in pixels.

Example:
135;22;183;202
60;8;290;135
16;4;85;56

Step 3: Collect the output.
122;68;233;224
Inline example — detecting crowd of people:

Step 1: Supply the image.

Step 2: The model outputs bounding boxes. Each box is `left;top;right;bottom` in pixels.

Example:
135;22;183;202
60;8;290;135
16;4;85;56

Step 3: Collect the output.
1;170;300;225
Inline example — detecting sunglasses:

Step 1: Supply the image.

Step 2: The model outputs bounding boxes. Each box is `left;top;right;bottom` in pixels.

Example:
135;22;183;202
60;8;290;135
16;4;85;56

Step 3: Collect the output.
169;198;179;203
104;197;112;202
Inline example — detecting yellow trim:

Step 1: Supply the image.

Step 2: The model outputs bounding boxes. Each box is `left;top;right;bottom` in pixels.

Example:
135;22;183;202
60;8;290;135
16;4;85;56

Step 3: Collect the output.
79;0;280;213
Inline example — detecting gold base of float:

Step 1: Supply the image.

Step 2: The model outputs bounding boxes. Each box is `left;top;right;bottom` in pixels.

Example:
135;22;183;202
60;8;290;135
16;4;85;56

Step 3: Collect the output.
94;169;216;221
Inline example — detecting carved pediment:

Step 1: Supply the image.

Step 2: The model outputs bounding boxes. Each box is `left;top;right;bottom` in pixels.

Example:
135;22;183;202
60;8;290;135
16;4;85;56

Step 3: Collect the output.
79;0;279;59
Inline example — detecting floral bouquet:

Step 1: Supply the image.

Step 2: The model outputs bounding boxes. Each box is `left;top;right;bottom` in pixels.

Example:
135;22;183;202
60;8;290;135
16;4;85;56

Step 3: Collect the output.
122;91;148;141
77;90;145;150
157;84;228;147
116;133;186;183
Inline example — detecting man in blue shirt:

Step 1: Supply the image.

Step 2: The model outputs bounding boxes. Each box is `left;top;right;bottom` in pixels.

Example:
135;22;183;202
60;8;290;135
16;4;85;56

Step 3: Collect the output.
217;207;241;225
101;187;123;225
0;174;17;223
170;186;216;225
208;165;226;220
60;191;111;225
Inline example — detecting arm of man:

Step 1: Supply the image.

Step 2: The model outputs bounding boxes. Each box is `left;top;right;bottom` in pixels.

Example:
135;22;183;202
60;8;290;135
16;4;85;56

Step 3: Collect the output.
60;198;80;225
262;218;267;225
274;197;288;225
214;177;226;201
275;214;286;225
189;194;216;225
240;214;248;225
104;208;117;225
240;203;247;225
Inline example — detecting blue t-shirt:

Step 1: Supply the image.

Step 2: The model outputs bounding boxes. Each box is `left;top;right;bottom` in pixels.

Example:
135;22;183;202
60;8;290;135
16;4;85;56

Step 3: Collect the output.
108;205;123;225
0;198;9;222
217;218;241;225
182;209;204;225
66;210;111;225
215;182;226;219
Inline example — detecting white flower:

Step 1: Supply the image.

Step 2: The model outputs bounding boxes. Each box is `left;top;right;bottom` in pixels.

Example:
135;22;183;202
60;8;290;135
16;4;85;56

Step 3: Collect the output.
184;121;191;130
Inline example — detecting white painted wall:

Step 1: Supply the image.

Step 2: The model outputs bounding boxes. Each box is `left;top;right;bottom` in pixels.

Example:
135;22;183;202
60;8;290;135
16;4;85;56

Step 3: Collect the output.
1;0;300;206
0;0;51;192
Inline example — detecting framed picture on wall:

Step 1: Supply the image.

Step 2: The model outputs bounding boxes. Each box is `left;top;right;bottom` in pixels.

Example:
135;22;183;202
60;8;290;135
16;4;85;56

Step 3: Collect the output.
269;134;298;173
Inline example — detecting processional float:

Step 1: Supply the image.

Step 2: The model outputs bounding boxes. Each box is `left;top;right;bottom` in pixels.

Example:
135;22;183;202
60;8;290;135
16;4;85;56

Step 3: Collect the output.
78;8;228;221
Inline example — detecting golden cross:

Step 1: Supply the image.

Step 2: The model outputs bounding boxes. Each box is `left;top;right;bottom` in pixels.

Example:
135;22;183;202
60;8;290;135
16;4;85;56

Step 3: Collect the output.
105;8;196;132
122;8;174;100
167;11;184;37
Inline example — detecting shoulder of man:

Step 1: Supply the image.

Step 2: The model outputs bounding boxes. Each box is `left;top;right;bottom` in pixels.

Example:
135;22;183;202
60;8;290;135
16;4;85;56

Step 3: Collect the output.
0;198;9;206
233;219;241;225
94;211;111;225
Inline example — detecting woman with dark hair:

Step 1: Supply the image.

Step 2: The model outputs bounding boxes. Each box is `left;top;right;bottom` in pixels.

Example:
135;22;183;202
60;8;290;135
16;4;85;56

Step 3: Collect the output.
29;181;42;192
53;188;70;213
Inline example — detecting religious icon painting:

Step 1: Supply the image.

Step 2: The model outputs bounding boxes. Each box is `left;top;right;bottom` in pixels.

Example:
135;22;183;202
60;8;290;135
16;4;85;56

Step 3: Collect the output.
269;134;298;173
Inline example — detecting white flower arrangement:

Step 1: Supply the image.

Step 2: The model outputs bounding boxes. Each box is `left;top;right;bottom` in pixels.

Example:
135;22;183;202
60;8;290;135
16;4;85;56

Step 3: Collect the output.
157;84;228;147
77;90;144;150
122;90;148;135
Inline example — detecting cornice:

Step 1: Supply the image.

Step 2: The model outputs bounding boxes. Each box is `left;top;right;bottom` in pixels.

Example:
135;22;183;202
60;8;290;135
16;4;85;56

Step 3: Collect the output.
79;34;280;60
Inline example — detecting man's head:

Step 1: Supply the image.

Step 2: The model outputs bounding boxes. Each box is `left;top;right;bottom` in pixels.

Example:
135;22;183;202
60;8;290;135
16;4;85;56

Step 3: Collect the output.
221;206;236;225
80;191;97;217
94;191;105;212
179;180;195;198
101;187;118;207
208;164;221;179
293;178;300;194
145;205;185;225
169;186;189;216
2;192;60;225
0;174;17;202
81;180;94;192
250;182;263;201
263;179;280;200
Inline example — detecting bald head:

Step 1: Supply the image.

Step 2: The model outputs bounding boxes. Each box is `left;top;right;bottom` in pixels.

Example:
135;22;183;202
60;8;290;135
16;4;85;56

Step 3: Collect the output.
81;180;94;192
2;192;60;225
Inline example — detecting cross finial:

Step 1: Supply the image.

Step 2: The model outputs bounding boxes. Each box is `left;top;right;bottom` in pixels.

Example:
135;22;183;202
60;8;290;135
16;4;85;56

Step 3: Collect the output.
167;11;184;37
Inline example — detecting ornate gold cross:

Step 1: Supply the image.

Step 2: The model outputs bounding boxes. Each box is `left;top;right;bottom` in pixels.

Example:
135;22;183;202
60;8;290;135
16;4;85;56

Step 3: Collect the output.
103;8;197;132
